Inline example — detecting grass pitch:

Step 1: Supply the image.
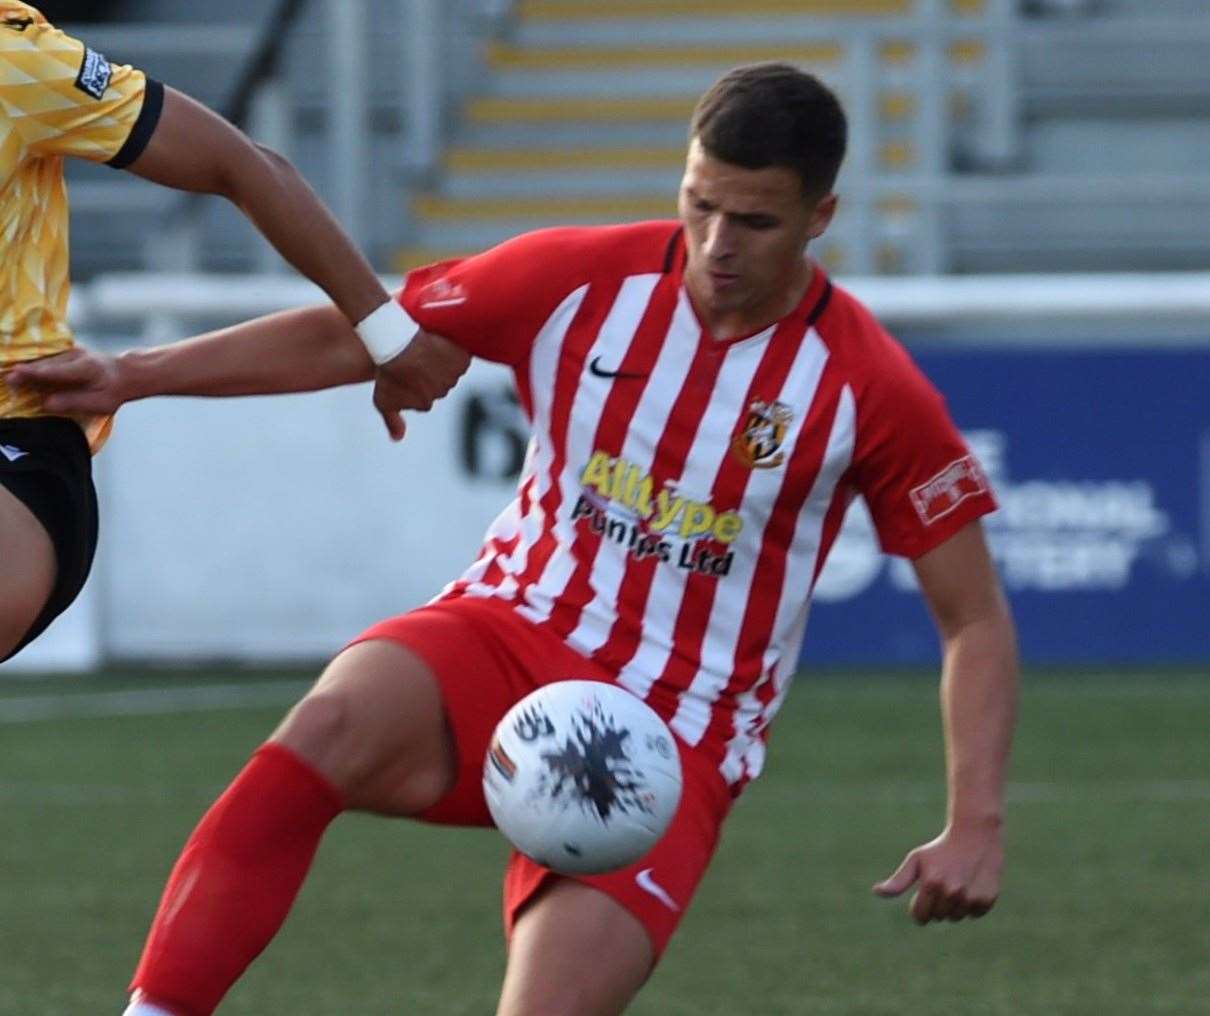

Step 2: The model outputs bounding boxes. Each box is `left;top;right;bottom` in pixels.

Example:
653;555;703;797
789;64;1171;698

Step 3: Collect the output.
1;669;1207;1014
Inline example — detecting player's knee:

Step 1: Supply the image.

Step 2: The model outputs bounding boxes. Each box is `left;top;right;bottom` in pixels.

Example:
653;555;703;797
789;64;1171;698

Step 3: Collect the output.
272;691;369;791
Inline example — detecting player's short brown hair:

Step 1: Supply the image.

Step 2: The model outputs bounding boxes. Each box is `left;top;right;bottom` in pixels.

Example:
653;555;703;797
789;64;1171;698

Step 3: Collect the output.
689;63;848;198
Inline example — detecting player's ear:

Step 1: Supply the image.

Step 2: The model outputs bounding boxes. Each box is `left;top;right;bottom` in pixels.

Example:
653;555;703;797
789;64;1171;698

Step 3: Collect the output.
807;193;839;239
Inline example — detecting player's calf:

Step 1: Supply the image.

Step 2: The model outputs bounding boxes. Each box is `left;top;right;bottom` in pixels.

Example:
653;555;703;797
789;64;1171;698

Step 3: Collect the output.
127;742;343;1015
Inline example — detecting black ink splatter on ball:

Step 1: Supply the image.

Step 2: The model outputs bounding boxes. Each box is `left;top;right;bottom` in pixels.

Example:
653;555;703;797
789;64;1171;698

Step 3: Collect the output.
537;699;652;821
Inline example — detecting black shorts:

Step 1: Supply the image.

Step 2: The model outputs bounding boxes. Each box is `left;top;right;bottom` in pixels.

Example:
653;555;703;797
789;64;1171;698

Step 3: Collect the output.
0;417;98;662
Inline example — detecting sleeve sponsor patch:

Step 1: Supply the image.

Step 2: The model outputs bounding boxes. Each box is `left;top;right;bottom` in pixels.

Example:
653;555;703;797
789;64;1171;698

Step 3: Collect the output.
74;46;112;100
910;455;989;526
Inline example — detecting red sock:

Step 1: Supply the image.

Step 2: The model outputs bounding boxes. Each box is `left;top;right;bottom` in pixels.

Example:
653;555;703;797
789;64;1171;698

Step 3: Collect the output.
130;742;344;1016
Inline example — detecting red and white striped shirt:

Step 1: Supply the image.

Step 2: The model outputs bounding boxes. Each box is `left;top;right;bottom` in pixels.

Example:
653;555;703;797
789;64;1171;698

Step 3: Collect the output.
400;221;996;793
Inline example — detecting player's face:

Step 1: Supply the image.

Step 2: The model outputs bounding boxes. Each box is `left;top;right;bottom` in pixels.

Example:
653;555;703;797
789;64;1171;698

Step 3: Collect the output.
679;139;837;337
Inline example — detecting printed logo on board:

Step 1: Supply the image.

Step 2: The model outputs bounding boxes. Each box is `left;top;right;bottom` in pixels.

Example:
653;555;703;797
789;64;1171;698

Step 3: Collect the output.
814;430;1193;601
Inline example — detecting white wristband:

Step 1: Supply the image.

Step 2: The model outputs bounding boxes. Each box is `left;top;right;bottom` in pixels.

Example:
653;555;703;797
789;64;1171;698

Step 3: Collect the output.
355;300;419;365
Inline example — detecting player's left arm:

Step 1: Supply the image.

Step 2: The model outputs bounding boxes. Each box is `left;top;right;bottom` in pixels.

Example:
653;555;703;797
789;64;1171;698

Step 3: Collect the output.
872;519;1018;924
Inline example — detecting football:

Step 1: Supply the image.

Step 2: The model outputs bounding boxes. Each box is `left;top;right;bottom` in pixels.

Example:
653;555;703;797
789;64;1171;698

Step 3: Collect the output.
482;680;683;875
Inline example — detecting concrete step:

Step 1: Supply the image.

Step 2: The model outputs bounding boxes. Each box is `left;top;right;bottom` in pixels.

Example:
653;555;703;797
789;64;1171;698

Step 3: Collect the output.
414;193;678;222
410;193;677;251
445;146;686;171
465;94;700;124
514;16;903;47
464;89;930;129
438;142;918;200
515;0;914;22
489;61;841;100
487;40;844;71
947;172;1210;271
455;119;692;149
1022;18;1210;116
485;41;848;98
440;169;681;199
440;150;683;198
508;5;993;48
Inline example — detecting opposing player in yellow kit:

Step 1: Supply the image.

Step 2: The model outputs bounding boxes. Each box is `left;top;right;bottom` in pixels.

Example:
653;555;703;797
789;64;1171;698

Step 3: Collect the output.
0;2;466;663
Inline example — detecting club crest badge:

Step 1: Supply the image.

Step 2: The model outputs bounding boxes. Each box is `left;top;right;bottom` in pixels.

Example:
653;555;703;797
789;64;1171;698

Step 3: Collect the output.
731;399;794;469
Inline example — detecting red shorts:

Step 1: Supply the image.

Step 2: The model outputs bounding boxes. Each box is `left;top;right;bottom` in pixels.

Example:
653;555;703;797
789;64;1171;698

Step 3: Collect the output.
350;595;732;960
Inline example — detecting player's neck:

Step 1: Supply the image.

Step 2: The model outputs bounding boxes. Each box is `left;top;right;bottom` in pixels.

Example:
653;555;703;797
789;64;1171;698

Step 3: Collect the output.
692;261;815;342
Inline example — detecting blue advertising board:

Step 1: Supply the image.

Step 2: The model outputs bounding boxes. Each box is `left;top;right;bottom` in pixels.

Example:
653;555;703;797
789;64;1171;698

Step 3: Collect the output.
803;347;1210;667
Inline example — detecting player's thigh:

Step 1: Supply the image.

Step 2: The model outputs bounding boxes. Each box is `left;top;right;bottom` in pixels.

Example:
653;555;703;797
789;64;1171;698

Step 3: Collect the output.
498;878;652;1016
270;638;457;815
0;484;56;657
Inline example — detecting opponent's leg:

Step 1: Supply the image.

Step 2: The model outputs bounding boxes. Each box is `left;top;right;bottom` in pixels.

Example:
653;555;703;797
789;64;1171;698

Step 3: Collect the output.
0;484;56;659
497;879;653;1016
128;640;456;1016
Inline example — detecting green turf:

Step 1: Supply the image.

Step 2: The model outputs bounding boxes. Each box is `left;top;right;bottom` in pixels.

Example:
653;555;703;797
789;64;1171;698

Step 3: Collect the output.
1;671;1207;1014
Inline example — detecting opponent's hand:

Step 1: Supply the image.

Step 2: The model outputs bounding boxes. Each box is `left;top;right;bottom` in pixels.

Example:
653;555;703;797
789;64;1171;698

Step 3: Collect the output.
872;820;1003;924
372;329;470;441
4;347;129;415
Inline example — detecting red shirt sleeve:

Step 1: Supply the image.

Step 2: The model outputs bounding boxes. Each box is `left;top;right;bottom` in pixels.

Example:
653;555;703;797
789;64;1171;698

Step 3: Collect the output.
396;228;593;367
848;340;997;559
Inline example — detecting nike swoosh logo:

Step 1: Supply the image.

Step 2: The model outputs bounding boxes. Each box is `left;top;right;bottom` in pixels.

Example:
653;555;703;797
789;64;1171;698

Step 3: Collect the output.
635;867;679;911
0;444;29;462
589;356;646;381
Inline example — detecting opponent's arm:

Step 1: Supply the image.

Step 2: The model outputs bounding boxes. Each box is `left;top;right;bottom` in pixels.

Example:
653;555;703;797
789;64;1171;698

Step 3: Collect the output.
873;520;1018;924
124;88;467;431
123;88;388;328
7;305;373;415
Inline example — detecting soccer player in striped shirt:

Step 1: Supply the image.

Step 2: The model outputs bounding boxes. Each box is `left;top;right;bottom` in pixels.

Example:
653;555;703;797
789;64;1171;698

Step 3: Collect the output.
15;63;1018;1016
0;2;459;664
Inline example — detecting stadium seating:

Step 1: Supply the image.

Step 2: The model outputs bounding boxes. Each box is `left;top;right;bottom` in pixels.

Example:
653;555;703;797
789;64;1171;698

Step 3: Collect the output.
395;0;1015;275
59;0;1210;279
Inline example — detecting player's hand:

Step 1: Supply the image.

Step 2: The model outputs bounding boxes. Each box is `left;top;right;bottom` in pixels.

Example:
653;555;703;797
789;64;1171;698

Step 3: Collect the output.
4;347;129;415
872;820;1003;924
372;329;470;441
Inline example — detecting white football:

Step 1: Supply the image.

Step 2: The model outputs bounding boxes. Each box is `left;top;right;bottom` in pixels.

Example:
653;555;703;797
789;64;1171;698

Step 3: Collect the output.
483;680;683;875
